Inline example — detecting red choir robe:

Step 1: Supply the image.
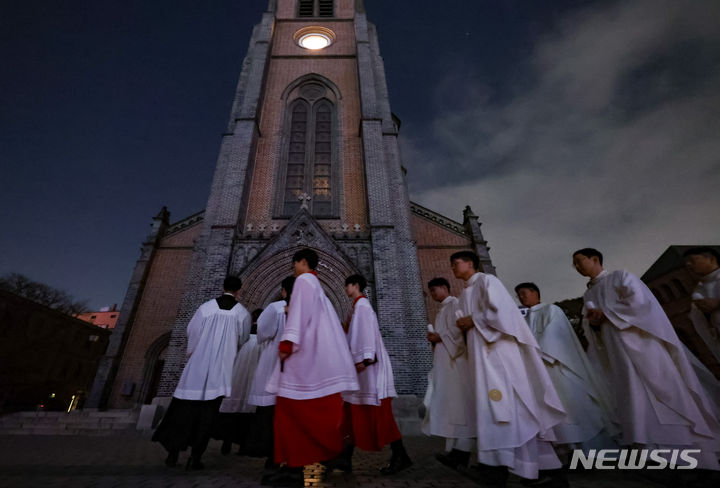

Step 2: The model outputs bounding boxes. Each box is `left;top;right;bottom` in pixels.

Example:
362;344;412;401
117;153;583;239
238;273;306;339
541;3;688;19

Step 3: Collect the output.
266;272;359;467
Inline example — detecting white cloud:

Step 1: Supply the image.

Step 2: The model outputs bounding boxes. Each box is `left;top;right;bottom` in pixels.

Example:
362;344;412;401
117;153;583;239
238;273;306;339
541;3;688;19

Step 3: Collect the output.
408;0;720;303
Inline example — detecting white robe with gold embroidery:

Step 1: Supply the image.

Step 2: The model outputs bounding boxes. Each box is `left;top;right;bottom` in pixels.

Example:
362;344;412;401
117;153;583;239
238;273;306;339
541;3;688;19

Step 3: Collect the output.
422;295;475;440
459;272;566;479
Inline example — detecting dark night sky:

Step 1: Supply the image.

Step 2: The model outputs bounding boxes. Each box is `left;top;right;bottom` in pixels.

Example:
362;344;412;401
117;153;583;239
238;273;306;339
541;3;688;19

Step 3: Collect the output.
2;0;719;310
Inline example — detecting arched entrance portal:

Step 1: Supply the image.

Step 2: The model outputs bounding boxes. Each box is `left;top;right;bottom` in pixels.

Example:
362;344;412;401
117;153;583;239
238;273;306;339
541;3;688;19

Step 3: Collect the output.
238;245;361;322
139;332;170;405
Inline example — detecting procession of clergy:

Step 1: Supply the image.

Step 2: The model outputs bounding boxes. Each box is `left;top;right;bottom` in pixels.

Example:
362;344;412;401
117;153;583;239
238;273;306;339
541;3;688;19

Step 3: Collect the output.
151;246;720;487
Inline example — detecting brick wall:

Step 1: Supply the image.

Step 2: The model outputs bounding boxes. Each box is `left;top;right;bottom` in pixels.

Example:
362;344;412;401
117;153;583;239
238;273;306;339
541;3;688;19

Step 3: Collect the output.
107;222;201;408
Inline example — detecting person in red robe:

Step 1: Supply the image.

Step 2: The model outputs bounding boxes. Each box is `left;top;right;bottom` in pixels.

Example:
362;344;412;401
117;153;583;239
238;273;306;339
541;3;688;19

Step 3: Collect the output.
332;274;412;475
263;248;359;486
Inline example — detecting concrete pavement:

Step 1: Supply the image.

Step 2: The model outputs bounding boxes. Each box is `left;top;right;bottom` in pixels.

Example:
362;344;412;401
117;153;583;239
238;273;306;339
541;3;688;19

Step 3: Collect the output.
0;434;693;488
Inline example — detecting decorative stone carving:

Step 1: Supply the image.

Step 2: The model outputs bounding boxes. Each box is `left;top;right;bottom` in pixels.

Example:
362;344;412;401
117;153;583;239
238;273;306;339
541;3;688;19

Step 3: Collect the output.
299;83;327;101
298;192;311;209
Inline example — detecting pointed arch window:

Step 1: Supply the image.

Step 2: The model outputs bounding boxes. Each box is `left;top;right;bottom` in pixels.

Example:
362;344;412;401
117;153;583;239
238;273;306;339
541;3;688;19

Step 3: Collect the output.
278;97;338;218
282;101;309;215
298;0;334;18
312;102;332;215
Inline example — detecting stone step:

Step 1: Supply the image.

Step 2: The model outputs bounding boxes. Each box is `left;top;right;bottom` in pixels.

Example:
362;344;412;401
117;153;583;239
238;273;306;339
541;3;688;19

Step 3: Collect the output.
7;410;136;419
0;409;139;435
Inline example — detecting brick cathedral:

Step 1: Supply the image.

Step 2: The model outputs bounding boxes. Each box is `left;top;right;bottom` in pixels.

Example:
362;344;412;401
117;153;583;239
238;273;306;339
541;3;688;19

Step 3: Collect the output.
88;0;495;410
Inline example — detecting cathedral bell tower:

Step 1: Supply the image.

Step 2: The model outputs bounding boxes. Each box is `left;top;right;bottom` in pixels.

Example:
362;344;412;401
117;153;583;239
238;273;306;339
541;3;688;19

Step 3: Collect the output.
156;0;430;398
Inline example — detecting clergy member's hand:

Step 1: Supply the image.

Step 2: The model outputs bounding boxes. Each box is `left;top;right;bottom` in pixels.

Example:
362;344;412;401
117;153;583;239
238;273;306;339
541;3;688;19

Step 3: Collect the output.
355;362;366;373
694;298;720;313
279;351;290;360
586;309;606;327
456;316;474;331
427;332;442;343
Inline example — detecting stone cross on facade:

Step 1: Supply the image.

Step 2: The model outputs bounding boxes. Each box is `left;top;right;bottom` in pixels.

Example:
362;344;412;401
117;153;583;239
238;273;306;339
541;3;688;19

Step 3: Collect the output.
298;192;311;209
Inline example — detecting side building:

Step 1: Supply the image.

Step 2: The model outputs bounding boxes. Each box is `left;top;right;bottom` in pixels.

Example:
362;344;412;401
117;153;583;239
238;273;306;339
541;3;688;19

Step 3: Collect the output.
0;290;111;413
642;245;720;378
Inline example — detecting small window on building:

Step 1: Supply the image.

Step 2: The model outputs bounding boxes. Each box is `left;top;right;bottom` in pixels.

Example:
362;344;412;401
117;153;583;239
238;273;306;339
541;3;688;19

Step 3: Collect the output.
298;0;333;17
318;0;334;17
110;314;117;318
672;279;687;296
91;315;97;319
661;284;675;302
298;0;314;17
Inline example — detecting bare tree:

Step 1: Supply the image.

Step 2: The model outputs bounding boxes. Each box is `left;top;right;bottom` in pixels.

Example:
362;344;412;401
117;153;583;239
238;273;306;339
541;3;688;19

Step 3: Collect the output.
0;273;88;316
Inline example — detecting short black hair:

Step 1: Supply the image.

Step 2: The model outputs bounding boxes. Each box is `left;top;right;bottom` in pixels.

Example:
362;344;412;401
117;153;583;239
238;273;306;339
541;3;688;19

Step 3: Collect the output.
450;250;480;271
428;277;450;291
223;276;242;292
281;276;296;301
572;248;603;265
683;247;720;263
514;282;540;299
292;248;319;269
345;274;367;291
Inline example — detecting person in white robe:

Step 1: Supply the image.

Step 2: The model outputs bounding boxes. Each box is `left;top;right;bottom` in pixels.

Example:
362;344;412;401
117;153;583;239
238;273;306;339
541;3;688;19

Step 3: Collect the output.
514;282;619;459
339;274;410;475
152;276;251;470
451;251;566;485
264;249;358;486
422;277;475;470
247;276;294;475
214;308;263;455
684;247;720;363
573;248;720;470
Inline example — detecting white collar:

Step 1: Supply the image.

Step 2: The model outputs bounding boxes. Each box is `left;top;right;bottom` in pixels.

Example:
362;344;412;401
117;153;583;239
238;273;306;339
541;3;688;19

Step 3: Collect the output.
441;296;455;305
464;272;482;288
588;269;609;288
701;267;720;284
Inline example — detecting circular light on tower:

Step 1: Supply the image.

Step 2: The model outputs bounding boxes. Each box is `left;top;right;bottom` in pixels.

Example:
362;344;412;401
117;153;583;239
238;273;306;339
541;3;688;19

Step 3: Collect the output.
294;26;336;51
299;33;331;50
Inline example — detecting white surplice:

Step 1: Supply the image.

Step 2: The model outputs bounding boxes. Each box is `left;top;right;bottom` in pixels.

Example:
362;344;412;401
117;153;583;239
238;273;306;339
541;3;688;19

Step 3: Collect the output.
582;270;720;469
422;296;476;440
524;303;619;448
266;273;359;399
459;272;566;479
248;300;286;407
174;299;251;401
342;297;396;406
220;334;261;413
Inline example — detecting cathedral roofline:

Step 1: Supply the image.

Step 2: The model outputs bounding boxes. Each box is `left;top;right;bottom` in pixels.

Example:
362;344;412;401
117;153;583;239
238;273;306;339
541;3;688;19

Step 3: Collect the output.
164;210;205;237
409;201;468;238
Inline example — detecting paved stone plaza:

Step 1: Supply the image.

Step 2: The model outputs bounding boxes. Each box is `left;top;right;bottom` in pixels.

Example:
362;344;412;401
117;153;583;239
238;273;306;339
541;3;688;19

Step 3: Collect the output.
2;434;706;488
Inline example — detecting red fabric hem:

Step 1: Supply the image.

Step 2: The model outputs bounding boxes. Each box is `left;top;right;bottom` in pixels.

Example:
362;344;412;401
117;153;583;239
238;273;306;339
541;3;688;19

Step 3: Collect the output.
274;393;344;467
346;398;401;452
